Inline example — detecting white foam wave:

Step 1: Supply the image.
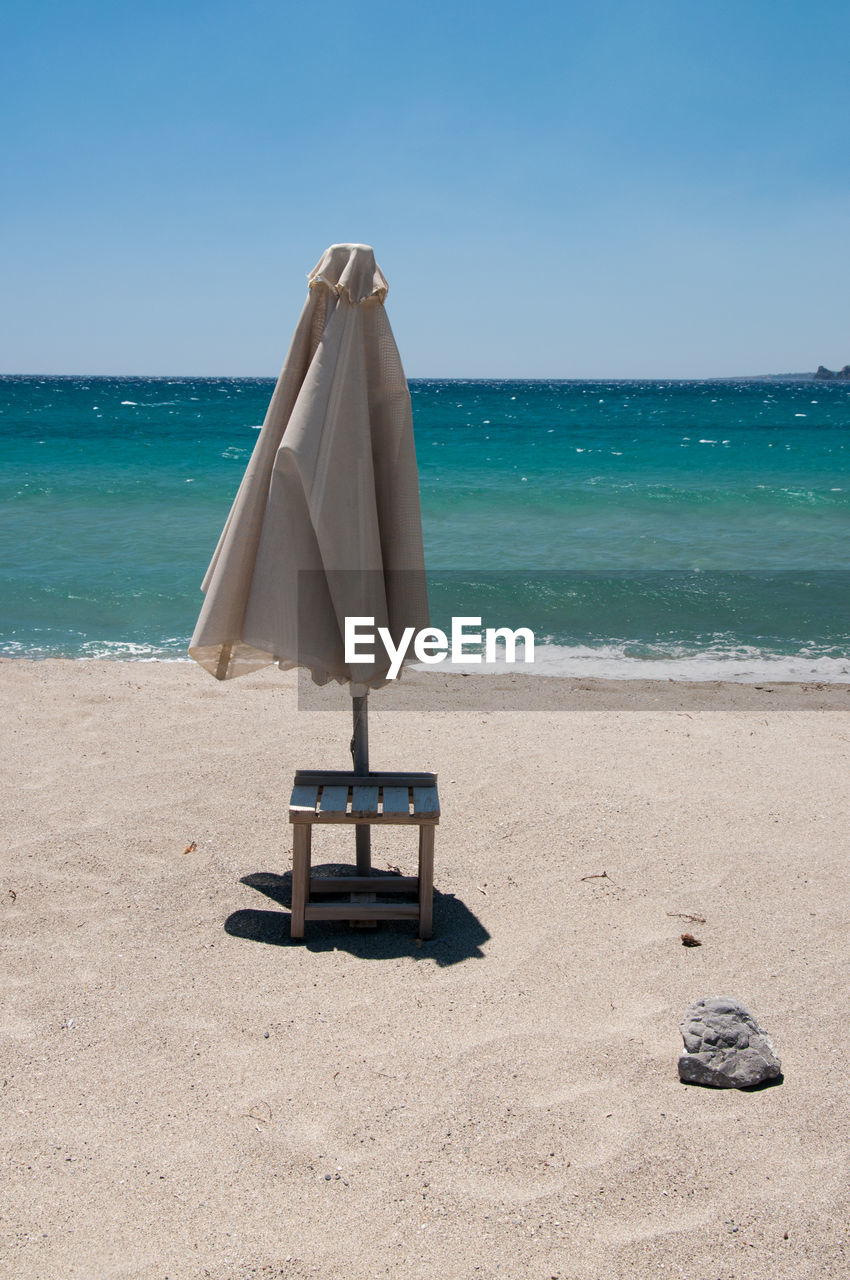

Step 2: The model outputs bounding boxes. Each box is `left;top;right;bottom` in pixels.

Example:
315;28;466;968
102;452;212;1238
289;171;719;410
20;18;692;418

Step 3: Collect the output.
0;640;191;662
413;643;850;683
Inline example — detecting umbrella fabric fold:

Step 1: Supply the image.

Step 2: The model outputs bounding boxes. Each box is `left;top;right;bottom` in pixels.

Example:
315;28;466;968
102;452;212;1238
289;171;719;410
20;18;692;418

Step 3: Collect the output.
189;244;429;688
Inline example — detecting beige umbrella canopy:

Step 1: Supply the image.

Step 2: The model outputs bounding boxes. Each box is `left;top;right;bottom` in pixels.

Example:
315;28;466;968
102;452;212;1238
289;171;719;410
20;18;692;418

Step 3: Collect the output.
189;243;429;689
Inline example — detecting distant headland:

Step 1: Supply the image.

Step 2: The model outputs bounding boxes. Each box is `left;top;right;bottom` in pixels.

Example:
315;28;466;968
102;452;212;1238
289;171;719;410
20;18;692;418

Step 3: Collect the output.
712;370;846;382
728;368;850;382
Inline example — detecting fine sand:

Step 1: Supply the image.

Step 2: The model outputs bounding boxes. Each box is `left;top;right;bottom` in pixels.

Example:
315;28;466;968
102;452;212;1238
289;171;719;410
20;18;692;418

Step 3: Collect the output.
2;659;848;1279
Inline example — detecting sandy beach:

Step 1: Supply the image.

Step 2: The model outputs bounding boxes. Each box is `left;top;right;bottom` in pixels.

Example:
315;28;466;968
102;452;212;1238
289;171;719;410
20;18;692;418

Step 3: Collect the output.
2;658;848;1279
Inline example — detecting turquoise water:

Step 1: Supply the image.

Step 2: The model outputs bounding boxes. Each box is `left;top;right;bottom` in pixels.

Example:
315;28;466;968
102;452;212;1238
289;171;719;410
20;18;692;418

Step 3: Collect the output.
1;375;848;678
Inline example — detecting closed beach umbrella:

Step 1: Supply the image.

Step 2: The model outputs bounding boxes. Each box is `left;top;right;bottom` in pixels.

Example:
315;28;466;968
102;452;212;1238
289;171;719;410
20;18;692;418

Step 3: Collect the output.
189;244;430;873
189;242;429;688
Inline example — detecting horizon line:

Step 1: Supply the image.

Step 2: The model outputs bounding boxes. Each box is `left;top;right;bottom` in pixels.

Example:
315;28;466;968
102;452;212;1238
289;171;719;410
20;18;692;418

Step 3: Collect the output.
0;370;824;382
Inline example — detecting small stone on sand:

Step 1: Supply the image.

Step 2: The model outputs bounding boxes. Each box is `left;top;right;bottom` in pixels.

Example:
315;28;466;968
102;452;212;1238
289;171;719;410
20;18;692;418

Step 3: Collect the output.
678;997;781;1088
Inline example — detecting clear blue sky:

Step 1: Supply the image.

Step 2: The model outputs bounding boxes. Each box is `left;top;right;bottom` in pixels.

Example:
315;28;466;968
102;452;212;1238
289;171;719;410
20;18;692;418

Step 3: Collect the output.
2;0;848;377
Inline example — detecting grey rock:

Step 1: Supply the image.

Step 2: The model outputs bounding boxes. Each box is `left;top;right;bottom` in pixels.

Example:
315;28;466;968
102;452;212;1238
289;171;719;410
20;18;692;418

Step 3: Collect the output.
678;997;781;1088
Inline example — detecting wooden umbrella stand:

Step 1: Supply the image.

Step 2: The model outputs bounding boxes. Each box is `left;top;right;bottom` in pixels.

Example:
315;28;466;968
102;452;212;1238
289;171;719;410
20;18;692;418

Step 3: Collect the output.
287;693;440;939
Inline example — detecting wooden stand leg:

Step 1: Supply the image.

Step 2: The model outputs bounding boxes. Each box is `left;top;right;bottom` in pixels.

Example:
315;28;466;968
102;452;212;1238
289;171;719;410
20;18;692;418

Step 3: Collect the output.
417;824;434;940
291;824;311;939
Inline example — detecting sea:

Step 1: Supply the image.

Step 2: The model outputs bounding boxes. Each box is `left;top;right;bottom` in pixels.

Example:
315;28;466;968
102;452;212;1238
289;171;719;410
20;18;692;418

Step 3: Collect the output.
1;375;848;681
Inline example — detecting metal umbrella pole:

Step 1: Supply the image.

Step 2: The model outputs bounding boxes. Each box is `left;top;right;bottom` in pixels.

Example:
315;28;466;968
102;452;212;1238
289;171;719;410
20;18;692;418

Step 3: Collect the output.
351;693;370;875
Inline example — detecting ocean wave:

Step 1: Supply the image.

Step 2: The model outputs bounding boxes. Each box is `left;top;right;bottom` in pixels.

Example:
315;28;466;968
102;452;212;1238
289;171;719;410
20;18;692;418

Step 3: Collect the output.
413;642;850;683
0;639;192;661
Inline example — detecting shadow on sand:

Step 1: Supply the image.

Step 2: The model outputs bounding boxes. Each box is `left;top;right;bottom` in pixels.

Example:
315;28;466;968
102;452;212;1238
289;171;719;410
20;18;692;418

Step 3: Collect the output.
224;867;489;966
680;1073;785;1092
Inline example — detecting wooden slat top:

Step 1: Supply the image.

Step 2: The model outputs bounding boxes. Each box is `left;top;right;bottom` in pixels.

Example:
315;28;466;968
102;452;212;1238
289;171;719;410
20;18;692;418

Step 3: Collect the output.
350;784;380;818
318;785;349;814
290;783;320;813
381;786;411;815
289;774;439;823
